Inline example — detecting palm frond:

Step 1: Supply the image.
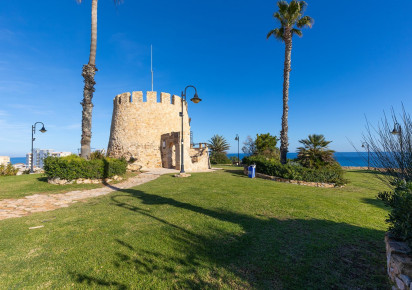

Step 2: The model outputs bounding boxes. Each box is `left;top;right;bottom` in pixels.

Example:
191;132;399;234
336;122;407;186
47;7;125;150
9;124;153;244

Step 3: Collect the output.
291;28;302;37
267;28;284;41
297;16;314;28
277;1;289;15
273;12;287;26
299;1;307;13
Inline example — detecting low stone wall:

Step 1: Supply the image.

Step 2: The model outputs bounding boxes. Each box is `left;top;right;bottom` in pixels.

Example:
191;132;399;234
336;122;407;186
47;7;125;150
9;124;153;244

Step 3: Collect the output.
48;175;123;185
385;234;412;289
243;167;337;188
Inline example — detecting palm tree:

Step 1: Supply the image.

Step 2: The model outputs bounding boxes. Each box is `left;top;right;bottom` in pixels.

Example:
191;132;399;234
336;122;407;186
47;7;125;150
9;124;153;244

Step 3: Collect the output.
208;135;230;154
267;1;313;164
77;0;121;159
297;134;335;168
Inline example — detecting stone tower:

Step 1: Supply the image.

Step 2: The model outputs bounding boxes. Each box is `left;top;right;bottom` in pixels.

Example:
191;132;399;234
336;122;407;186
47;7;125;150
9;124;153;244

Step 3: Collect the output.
107;91;209;171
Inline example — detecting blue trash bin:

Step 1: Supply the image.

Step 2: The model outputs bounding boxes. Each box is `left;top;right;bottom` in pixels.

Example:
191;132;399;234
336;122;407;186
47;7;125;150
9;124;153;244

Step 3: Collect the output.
248;165;256;178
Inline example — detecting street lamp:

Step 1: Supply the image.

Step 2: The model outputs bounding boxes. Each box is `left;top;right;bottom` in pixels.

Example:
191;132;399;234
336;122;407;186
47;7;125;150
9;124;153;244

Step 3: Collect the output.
391;122;404;175
31;122;47;173
391;122;402;136
361;142;370;170
180;85;201;174
235;134;240;166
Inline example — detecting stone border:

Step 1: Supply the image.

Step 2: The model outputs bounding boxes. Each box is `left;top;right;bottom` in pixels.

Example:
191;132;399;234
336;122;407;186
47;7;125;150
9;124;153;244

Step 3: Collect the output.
385;234;412;289
243;167;337;188
48;175;123;185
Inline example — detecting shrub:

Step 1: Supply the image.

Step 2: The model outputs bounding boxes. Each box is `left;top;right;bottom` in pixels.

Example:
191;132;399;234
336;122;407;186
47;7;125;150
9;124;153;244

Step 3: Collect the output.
243;155;347;186
90;150;106;160
0;164;18;176
297;134;336;169
229;156;240;165
43;155;127;180
378;180;412;247
210;152;231;165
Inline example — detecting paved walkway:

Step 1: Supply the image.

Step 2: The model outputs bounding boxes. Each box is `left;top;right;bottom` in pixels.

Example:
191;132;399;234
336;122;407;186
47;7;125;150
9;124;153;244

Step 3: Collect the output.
0;169;184;221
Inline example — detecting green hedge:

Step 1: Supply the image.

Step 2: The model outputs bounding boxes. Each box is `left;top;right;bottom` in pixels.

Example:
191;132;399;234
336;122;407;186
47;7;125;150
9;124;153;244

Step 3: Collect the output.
43;155;127;180
243;155;347;186
210;152;231;165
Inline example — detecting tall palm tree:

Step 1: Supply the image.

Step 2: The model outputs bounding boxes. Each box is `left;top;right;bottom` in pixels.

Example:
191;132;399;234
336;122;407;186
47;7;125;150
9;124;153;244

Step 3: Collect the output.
208;135;230;154
77;0;121;159
267;1;313;164
297;134;335;168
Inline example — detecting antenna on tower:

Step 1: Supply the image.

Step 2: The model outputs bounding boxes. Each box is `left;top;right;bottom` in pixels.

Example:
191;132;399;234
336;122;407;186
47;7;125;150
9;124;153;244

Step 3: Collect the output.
151;45;154;91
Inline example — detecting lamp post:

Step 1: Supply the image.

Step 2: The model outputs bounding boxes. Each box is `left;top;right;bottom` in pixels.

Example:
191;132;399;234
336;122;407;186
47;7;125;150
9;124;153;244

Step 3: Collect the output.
235;134;240;166
180;85;201;174
31;122;47;173
391;122;404;176
362;142;370;170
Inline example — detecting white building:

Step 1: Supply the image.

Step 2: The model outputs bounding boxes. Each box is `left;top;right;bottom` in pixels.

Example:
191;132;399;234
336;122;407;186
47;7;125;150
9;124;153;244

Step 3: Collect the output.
26;149;72;169
0;156;10;166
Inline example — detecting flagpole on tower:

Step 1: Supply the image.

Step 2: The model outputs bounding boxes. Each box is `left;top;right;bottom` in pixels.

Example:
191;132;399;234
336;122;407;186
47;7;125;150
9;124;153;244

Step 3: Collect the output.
151;45;154;91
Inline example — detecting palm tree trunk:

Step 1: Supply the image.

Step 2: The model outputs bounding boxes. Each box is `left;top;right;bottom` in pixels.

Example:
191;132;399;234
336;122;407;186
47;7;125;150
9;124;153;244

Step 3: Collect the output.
80;0;98;159
280;28;292;164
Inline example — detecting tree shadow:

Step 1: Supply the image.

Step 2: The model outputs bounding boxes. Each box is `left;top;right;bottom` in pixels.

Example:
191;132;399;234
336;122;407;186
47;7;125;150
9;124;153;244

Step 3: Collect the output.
69;271;127;289
36;177;48;182
361;197;389;210
222;168;247;177
71;185;390;289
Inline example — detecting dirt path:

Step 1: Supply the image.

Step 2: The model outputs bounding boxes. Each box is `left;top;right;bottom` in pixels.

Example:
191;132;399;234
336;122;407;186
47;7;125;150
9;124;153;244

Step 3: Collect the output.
0;169;179;221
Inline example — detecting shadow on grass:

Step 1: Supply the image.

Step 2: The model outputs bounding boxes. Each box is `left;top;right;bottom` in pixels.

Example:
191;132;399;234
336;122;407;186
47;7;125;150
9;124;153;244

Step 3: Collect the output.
361;197;389;211
36;177;48;183
71;183;389;289
69;271;127;289
219;166;247;178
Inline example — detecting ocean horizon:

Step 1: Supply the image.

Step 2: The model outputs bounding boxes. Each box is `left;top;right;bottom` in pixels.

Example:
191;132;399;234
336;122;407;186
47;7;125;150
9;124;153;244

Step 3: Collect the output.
11;152;370;167
227;152;370;167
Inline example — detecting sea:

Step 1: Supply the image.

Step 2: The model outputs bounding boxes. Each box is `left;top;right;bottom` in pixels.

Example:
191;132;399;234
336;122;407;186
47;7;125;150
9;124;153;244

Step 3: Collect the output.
11;152;369;167
10;157;26;164
227;152;369;167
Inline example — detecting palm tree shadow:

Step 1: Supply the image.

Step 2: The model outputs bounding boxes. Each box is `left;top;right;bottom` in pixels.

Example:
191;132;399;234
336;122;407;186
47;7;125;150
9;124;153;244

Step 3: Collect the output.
71;185;389;289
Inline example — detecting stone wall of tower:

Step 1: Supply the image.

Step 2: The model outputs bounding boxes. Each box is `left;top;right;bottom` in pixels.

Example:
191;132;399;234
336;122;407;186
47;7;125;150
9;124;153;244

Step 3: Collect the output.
107;91;206;171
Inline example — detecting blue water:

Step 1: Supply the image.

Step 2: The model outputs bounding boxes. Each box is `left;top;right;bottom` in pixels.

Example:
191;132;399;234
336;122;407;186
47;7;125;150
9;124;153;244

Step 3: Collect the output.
227;152;369;167
10;157;26;165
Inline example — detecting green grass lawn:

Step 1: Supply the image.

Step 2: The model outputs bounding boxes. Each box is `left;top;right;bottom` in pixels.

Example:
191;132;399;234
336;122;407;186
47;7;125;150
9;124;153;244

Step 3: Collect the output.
0;172;137;200
0;167;391;288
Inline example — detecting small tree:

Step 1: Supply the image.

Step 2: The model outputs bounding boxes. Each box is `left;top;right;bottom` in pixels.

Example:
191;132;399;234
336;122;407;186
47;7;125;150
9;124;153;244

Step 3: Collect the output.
256;133;280;159
363;107;412;247
242;136;257;156
297;134;336;169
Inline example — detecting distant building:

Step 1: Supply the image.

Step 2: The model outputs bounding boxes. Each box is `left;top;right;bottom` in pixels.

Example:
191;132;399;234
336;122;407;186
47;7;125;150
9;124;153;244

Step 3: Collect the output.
0;156;10;166
26;149;72;169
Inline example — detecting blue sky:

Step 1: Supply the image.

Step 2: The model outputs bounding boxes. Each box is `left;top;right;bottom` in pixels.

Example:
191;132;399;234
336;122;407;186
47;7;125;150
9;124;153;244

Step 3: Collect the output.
0;0;411;156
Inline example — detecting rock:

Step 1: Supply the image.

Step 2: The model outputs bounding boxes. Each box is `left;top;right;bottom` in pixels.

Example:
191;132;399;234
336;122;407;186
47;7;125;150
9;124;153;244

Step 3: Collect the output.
127;162;142;172
174;173;191;178
395;277;406;290
400;274;412;287
83;179;91;184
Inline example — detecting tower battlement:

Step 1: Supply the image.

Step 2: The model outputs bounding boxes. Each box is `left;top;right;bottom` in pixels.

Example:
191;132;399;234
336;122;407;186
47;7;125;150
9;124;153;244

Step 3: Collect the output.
113;91;184;107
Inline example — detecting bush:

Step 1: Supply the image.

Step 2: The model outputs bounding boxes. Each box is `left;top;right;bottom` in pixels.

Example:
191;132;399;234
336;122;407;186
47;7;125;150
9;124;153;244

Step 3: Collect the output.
210;152;231;165
243;155;347;186
378;180;412;247
43;155;127;180
0;164;18;176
